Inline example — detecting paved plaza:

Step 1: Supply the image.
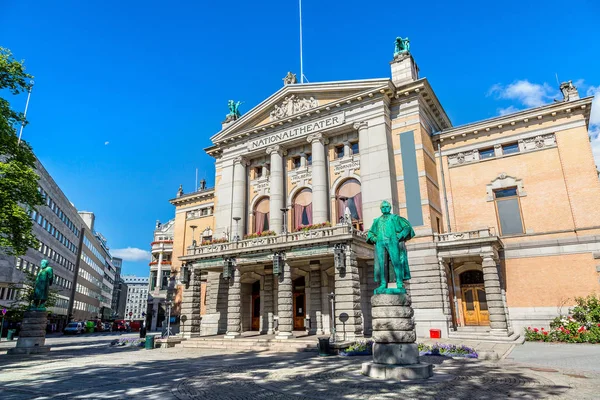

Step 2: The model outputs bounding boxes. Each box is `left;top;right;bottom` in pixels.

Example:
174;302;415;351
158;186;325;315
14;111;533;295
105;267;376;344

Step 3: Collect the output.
1;335;600;399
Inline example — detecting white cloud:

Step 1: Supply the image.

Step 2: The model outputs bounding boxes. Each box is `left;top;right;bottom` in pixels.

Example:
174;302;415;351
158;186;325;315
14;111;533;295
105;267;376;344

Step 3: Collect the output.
104;141;110;145
498;105;519;116
112;247;151;262
587;85;600;126
489;80;556;108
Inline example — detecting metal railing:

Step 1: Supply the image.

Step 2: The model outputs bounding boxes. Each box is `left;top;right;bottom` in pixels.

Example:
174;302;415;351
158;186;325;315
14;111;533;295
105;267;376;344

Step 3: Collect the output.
435;228;494;242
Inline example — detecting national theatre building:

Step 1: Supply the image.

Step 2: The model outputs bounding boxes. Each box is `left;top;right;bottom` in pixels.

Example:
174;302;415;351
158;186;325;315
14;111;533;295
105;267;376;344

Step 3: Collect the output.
165;44;600;343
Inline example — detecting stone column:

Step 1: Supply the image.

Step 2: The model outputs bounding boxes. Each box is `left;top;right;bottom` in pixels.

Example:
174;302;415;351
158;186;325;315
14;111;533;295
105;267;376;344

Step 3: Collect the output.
438;257;451;317
156;251;163;291
307;133;328;224
309;267;323;334
225;267;242;338
482;253;509;334
334;246;363;341
179;268;202;339
276;262;293;339
266;146;286;233
263;274;275;334
232;156;249;235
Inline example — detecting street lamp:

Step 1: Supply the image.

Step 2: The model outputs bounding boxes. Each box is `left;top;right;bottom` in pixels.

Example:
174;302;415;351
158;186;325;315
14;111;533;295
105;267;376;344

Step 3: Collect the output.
233;217;241;242
190;225;197;246
280;207;289;234
328;292;336;343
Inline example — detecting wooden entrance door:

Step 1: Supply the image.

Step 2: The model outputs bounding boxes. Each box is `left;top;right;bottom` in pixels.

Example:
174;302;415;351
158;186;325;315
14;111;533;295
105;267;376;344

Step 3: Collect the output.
461;285;489;326
251;294;260;331
293;293;305;330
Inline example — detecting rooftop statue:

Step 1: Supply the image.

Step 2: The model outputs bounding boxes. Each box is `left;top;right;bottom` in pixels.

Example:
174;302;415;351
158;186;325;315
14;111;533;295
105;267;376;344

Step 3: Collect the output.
366;201;415;294
283;72;297;85
394;37;410;57
227;100;242;120
31;259;53;310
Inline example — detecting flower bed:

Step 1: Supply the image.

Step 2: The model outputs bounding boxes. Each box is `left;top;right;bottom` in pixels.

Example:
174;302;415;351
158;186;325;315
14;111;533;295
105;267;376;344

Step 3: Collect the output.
295;222;331;232
418;343;478;358
110;337;145;347
243;231;276;240
340;339;373;356
525;295;600;344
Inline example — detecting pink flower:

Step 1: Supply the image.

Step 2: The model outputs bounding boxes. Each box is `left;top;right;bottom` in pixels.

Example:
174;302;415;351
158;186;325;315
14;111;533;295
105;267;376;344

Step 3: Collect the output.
578;326;586;333
543;331;548;336
533;328;539;332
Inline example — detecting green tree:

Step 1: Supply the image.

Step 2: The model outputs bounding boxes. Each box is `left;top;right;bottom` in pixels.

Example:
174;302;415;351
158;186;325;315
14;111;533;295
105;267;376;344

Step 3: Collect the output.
0;47;44;256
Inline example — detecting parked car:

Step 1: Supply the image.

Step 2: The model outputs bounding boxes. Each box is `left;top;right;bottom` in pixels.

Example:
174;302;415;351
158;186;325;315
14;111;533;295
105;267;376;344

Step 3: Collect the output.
101;322;112;332
63;322;83;335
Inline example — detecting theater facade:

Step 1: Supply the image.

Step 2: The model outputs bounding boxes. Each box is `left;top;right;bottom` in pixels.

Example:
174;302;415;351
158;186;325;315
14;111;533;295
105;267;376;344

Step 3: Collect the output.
167;48;600;342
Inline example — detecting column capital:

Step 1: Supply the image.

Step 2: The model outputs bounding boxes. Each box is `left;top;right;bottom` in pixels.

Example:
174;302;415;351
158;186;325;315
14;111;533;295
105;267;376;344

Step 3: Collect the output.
266;145;287;156
233;156;250;166
353;121;368;131
307;132;328;145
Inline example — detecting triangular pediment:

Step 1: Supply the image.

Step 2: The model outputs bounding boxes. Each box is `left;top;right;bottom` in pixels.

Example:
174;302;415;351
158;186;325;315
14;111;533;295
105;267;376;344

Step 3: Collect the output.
211;78;392;143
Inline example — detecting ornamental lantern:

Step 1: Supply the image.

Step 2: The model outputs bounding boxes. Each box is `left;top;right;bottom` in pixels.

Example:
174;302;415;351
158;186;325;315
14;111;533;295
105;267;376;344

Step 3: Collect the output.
223;258;234;280
334;244;346;272
273;252;284;276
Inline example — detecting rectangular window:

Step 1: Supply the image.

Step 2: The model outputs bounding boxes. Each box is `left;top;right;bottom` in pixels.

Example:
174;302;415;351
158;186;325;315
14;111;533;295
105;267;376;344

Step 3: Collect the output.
255;167;262;179
494;187;524;236
306;153;312;165
502;142;519;155
479;147;495;159
351;142;359;155
335;145;345;159
292;157;301;169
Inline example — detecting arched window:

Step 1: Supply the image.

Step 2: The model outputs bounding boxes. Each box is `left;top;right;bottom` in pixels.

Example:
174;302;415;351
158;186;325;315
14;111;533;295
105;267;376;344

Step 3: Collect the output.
253;197;270;233
336;178;363;230
293;188;313;230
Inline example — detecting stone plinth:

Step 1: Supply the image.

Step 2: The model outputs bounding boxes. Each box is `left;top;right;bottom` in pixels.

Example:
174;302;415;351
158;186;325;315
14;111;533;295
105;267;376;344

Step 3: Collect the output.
362;294;432;380
7;310;51;355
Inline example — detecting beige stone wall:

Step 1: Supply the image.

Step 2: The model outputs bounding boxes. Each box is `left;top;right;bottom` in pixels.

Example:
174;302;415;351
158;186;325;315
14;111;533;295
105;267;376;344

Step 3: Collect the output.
504;253;599;307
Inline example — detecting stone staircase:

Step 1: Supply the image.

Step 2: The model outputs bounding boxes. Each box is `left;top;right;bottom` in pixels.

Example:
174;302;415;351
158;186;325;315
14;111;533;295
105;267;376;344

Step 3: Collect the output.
174;336;321;353
447;326;524;344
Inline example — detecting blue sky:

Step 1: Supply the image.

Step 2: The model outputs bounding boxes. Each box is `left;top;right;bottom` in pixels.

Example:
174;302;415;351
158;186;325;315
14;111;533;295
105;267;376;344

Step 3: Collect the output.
2;1;599;276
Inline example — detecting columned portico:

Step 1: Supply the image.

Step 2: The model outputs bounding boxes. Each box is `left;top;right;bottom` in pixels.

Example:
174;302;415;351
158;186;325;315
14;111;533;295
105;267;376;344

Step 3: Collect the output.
225;266;242;338
482;252;509;335
275;261;293;339
307;133;328;224
232;156;249;235
266;145;286;233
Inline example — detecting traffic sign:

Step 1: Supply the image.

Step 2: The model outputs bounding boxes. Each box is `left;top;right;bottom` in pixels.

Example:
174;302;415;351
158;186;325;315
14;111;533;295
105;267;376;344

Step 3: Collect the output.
129;312;133;317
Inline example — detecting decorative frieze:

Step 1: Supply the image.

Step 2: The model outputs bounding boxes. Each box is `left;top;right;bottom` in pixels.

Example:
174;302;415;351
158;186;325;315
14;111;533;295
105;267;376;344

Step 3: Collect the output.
447;133;556;167
332;157;360;176
289;169;312;186
270;95;319;121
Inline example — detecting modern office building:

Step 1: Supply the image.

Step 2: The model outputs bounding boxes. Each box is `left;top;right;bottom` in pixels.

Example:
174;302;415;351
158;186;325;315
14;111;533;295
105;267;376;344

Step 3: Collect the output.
123;276;149;321
111;257;127;318
169;41;600;342
0;160;82;332
69;212;114;321
147;219;174;330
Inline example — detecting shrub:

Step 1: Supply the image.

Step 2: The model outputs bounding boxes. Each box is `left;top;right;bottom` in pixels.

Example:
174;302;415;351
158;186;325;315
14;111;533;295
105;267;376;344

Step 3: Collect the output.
418;343;478;358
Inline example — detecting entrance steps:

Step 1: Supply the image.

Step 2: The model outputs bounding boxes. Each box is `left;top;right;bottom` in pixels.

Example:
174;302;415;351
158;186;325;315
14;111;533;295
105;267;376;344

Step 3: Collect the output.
174;335;320;353
447;327;525;344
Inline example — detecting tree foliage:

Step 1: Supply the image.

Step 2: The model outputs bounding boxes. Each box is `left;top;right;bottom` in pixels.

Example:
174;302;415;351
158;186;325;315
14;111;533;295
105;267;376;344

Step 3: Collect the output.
0;47;44;256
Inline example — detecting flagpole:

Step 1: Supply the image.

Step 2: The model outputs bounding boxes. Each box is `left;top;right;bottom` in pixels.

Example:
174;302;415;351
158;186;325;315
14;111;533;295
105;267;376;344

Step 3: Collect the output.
299;0;304;83
17;80;34;145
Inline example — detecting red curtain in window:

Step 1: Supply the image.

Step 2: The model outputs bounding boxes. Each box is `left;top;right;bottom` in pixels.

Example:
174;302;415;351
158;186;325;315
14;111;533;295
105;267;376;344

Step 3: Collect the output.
294;204;304;229
353;192;363;221
255;211;265;232
305;202;313;225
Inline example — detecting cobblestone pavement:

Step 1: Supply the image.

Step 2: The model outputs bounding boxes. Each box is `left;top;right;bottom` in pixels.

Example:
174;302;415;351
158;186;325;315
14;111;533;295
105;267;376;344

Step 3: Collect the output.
1;336;599;399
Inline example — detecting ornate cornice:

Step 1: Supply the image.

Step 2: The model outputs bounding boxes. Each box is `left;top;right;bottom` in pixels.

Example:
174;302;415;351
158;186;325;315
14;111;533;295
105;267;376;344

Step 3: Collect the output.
169;189;215;207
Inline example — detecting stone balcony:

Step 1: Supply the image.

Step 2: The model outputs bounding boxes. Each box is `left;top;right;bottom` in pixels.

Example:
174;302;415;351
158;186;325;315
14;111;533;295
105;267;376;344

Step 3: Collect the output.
151;240;173;253
434;228;502;258
181;224;370;266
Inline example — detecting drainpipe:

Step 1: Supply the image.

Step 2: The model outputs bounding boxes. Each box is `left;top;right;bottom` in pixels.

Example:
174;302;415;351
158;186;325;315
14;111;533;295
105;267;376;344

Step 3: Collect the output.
449;260;460;329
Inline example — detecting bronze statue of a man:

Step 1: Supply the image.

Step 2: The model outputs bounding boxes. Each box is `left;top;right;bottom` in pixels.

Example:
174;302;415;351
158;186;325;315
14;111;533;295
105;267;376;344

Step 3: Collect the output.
32;259;53;310
367;201;415;294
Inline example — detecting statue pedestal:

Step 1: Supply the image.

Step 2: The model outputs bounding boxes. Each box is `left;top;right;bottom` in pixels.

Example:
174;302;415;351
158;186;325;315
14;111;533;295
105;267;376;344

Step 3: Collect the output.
7;310;51;355
361;294;432;380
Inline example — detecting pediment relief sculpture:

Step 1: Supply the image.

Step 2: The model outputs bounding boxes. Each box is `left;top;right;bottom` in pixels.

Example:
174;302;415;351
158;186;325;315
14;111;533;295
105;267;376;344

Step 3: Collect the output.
269;95;319;121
